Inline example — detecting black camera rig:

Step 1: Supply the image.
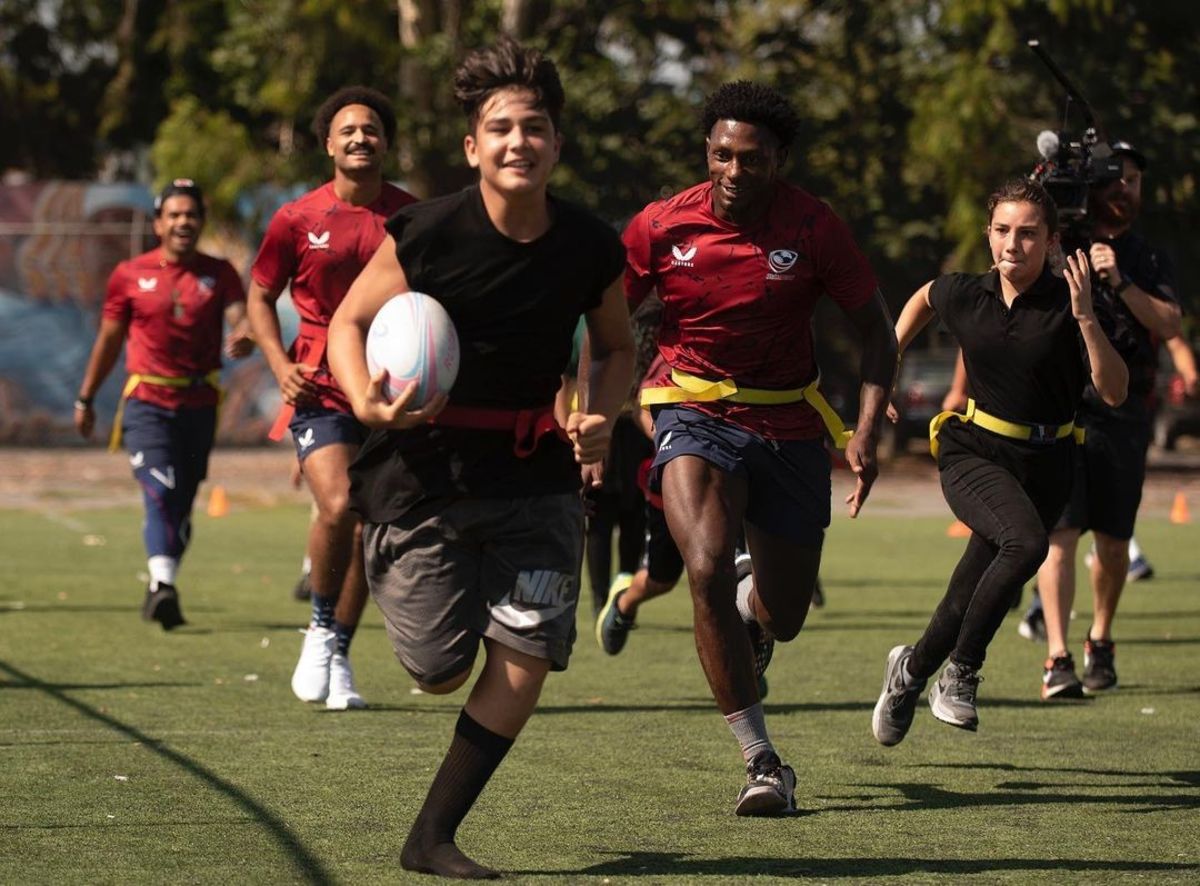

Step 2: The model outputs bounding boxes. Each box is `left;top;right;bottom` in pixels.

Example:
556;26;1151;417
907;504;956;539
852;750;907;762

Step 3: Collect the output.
1027;39;1124;237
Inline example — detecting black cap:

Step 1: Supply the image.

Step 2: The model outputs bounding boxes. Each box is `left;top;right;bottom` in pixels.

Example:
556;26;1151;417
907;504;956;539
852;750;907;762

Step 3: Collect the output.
154;178;205;214
1108;140;1147;170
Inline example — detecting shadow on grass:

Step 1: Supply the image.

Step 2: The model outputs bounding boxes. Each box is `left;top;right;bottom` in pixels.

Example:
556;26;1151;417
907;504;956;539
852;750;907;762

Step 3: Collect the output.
913;761;1200;787
0;659;332;886
1122;636;1200;646
824;780;1200;815
0;604;137;614
1;678;199;692
519;851;1199;878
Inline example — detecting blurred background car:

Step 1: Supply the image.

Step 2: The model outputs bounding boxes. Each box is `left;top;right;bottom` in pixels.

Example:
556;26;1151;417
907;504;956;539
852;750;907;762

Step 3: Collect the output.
884;349;958;457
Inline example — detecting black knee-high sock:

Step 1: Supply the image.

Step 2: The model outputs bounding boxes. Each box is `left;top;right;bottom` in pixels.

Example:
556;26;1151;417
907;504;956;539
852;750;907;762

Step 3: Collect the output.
401;710;514;880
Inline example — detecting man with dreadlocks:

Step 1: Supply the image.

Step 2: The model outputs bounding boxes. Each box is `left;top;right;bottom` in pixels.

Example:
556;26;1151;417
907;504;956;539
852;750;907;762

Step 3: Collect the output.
622;81;896;815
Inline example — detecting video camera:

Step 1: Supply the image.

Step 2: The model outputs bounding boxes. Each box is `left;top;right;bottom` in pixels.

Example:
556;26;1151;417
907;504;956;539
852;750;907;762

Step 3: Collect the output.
1026;40;1124;240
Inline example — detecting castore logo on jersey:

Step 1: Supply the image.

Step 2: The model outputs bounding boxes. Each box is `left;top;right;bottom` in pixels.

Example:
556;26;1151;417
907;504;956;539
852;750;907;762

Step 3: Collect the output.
671;244;697;268
137;277;158;291
307;231;331;250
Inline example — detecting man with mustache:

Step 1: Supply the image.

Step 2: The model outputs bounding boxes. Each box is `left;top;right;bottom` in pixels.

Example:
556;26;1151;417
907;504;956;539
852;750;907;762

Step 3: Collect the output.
248;87;417;711
75;179;254;628
1033;140;1182;700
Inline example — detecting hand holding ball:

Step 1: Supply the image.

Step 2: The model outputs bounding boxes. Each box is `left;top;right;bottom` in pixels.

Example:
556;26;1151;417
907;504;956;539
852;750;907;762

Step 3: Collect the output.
365;292;459;408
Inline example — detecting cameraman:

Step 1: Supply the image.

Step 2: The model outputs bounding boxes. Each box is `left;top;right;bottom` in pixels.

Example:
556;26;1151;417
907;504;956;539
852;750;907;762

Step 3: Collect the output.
1034;141;1182;699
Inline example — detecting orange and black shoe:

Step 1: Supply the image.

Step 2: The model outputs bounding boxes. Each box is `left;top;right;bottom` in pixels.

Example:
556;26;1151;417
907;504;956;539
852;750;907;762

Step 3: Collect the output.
1041;652;1084;700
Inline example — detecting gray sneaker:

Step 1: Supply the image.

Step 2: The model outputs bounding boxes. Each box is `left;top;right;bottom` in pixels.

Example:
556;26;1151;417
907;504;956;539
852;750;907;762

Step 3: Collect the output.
929;661;982;731
595;573;635;655
734;749;796;816
872;645;926;746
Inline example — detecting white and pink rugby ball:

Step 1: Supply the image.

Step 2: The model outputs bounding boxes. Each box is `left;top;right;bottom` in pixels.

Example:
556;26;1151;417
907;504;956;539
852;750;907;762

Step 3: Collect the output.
365;292;459;407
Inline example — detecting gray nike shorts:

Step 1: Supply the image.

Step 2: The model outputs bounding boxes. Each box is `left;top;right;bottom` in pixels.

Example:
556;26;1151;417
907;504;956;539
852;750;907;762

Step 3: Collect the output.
363;493;584;685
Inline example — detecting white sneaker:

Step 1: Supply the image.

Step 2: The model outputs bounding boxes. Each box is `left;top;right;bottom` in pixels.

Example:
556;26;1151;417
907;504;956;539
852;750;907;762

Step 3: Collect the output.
326;653;367;710
291;625;335;702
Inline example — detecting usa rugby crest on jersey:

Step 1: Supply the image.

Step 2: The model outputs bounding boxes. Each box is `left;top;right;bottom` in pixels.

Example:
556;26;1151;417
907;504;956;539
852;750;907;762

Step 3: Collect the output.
365;292;460;407
766;248;799;281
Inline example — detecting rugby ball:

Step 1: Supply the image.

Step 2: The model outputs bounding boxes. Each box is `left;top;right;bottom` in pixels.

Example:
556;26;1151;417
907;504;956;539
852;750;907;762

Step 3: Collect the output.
365;292;459;406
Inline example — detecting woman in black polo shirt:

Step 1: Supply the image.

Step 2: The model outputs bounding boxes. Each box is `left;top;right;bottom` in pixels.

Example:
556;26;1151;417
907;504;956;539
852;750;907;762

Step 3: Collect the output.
871;178;1127;746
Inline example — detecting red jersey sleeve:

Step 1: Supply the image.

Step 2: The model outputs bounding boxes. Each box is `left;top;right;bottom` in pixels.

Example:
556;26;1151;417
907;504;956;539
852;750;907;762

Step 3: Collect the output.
621;209;657;310
250;209;297;293
813;207;877;312
101;262;133;324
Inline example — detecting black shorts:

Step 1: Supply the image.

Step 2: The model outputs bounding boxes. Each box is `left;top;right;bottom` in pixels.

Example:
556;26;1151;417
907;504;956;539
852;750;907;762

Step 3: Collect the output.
650;406;830;546
1056;414;1151;540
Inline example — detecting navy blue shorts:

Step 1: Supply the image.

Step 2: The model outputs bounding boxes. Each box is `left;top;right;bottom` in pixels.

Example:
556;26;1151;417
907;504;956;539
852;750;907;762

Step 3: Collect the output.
289;406;367;461
650;406;830;546
122;398;216;483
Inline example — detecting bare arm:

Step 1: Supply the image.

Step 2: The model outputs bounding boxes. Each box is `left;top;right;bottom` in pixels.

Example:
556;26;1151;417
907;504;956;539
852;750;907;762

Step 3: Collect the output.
1089;242;1182;339
75;316;127;439
222;301;255;359
569;277;635;465
894;282;936;354
841;288;899;518
246;279;317;404
1065;249;1128;407
327;236;446;429
1165;335;1199;397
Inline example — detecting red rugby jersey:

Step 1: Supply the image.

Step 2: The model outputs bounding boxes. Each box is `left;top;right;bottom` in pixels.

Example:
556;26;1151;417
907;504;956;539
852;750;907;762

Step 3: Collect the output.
623;181;877;440
251;181;417;411
103;249;245;409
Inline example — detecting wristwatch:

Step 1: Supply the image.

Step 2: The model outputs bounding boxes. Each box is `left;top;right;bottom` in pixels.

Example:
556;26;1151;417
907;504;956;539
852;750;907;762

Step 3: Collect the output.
74;396;94;410
1112;275;1132;296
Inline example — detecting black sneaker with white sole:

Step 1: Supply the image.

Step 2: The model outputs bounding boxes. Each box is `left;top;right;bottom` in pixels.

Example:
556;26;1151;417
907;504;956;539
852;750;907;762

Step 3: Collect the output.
736;554;775;689
734;749;797;816
1082;637;1118;694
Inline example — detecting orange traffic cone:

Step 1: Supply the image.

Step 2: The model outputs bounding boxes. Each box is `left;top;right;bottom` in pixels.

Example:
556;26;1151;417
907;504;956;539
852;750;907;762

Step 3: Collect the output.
207;484;229;518
946;519;971;538
1169;491;1190;525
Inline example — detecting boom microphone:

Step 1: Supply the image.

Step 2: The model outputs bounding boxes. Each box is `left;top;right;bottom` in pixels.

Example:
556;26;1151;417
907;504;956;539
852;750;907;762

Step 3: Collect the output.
1036;130;1060;162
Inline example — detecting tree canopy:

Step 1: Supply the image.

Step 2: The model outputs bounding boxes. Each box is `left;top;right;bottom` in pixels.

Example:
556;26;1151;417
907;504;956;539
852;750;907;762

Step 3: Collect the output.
2;0;1196;312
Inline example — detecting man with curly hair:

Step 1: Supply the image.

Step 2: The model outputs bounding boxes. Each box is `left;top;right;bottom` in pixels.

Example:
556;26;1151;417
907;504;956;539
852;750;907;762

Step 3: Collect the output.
248;86;418;711
622;81;896;815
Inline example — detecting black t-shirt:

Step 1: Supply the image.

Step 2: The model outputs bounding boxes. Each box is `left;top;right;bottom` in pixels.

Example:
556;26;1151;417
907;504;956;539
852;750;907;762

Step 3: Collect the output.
929;267;1089;428
350;185;626;522
1075;230;1177;422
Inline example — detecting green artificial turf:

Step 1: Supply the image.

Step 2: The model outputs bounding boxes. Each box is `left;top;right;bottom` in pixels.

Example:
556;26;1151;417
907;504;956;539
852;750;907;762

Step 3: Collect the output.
2;503;1198;884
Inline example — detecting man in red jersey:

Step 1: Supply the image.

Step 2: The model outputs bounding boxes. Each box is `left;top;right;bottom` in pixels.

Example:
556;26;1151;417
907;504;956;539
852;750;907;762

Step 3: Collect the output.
624;82;897;815
248;86;417;711
75;179;254;629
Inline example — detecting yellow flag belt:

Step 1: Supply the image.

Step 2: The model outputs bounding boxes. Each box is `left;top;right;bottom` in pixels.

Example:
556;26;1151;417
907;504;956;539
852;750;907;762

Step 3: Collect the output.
640;367;853;449
108;371;222;452
928;397;1083;458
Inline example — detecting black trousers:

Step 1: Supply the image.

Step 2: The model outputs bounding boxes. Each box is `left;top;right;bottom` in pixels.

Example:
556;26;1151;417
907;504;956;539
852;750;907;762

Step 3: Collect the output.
909;422;1074;677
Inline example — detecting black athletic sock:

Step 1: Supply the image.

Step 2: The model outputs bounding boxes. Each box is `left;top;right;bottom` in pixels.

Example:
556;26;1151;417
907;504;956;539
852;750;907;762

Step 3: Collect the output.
400;710;514;880
333;619;356;656
310;592;335;630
